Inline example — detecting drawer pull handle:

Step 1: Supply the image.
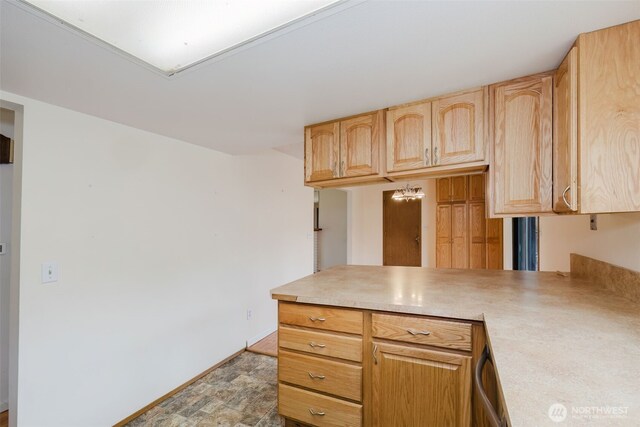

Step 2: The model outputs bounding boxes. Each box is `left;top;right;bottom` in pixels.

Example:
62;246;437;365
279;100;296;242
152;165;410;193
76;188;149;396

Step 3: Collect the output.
308;372;326;380
308;342;326;348
309;409;326;416
308;316;326;322
407;328;431;336
373;344;378;365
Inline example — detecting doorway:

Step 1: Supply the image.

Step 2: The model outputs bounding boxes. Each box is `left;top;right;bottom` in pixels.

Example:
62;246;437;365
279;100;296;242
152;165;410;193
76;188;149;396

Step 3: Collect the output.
383;190;421;266
512;217;539;271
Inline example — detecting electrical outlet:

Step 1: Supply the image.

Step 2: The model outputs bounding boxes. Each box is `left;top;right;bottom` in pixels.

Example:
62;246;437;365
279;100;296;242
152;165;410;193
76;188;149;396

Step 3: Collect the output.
247;309;252;320
590;214;598;231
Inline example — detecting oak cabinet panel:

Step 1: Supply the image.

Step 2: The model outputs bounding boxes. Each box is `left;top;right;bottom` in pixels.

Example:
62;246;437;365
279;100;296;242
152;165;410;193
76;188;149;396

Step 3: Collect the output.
451;204;469;269
490;73;554;215
432;89;486;166
371;342;472;427
340;111;383;178
305;122;340;182
577;21;640;213
553;47;578;213
469;174;485;201
469;202;487;269
437;176;468;203
386;102;432;172
486;217;504;270
436;204;453;268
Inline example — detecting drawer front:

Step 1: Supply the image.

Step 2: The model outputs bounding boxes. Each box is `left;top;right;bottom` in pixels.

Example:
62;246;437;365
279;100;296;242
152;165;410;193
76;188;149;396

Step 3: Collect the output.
279;350;362;401
278;383;362;427
372;313;472;351
279;302;363;335
279;326;362;362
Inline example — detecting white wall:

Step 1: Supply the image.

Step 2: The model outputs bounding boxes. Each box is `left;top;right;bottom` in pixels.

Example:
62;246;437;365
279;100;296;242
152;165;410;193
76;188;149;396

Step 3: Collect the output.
347;180;436;267
0;107;15;412
0;91;313;427
539;213;640;272
318;189;347;271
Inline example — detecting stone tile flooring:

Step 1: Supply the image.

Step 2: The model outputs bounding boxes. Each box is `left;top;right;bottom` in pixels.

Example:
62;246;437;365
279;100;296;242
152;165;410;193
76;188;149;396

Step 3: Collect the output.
125;352;284;427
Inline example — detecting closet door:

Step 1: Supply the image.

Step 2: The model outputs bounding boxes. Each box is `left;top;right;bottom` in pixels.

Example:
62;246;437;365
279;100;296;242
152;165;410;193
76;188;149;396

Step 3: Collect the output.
451;204;468;269
436;205;452;268
468;203;486;269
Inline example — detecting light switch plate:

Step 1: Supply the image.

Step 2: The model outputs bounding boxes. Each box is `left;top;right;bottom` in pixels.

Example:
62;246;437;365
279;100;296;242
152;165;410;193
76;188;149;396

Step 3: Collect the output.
42;262;59;284
0;242;6;255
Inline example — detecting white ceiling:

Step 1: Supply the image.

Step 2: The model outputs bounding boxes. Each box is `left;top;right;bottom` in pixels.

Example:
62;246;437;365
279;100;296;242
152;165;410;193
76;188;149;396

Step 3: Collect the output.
1;0;639;157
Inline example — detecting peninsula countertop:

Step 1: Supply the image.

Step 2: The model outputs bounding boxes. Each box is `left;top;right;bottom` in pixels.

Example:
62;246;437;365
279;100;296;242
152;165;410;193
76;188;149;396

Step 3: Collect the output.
270;265;640;427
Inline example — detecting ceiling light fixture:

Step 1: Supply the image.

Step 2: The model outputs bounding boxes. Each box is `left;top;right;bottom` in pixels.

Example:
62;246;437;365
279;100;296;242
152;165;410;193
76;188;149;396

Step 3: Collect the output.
392;184;425;202
18;0;351;76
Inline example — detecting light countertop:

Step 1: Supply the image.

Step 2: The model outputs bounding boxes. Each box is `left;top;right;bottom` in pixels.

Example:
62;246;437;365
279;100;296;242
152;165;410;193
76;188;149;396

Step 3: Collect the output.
271;265;640;427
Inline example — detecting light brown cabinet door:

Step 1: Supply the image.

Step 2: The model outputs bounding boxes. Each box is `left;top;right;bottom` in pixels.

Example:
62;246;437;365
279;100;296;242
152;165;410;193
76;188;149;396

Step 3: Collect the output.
305;122;340;182
486;218;504;270
340;112;383;178
436;177;451;203
578;20;640;213
450;176;468;202
491;74;553;215
432;89;486;166
469;202;486;269
436;204;452;268
469;174;485;201
451;204;468;269
553;47;578;213
371;342;471;427
386;102;432;172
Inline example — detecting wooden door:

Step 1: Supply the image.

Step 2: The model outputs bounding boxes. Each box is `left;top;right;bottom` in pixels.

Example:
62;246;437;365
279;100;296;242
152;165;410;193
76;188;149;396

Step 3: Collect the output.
305;122;340;182
553;47;578;212
386;102;431;172
436;204;452;268
578;20;640;213
450;176;468;202
371;342;471;427
469;174;485;201
383;190;421;267
451;204;468;269
486;218;504;270
469;202;486;269
432;88;486;166
491;74;553;215
436;177;451;203
340;111;383;178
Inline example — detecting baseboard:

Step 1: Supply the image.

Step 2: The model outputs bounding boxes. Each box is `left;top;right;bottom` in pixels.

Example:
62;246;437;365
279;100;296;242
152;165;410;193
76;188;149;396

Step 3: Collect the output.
246;328;277;347
0;401;7;412
113;348;245;427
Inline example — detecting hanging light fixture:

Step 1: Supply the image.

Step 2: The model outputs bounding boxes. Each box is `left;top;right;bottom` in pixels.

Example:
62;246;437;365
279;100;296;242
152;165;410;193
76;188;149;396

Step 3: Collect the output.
392;184;425;201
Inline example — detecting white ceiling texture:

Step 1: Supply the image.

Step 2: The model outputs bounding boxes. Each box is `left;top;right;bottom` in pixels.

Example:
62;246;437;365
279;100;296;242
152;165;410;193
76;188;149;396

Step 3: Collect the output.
1;0;639;158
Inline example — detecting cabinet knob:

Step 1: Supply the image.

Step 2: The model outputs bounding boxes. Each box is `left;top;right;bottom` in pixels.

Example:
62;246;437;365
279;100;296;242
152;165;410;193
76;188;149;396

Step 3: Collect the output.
308;316;326;322
434;147;439;165
425;148;430;165
308;342;326;348
309;409;326;416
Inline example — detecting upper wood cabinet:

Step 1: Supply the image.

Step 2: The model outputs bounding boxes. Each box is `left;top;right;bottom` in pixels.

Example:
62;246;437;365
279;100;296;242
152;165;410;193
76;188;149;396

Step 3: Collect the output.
553;47;578;213
386;102;431;172
469;174;485;201
489;73;554;216
436;176;468;203
371;342;471;427
432;88;486;166
305;122;340;182
340;112;383;178
305;111;384;185
576;20;640;213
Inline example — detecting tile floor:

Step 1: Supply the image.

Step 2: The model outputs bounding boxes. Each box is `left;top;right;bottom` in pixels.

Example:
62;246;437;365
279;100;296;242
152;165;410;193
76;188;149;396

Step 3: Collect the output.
125;352;284;427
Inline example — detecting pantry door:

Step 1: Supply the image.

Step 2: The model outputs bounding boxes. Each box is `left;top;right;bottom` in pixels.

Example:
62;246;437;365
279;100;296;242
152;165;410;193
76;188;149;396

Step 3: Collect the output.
383;190;422;267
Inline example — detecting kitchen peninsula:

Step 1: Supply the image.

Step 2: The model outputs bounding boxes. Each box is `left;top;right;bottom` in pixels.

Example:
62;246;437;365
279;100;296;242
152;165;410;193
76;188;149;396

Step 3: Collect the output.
271;261;640;426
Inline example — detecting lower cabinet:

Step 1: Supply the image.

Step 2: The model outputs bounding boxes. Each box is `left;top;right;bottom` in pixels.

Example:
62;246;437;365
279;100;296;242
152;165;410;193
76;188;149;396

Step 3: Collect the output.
371;343;471;427
277;302;497;427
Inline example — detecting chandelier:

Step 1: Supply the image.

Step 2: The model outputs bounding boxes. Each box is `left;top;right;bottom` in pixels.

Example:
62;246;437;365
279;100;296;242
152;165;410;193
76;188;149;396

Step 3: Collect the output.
391;184;425;201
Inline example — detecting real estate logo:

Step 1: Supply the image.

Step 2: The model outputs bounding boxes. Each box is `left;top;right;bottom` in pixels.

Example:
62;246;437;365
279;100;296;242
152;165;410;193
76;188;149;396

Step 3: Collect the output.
548;403;568;422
